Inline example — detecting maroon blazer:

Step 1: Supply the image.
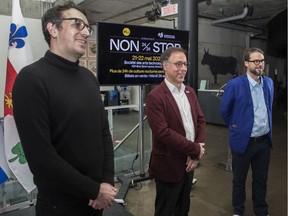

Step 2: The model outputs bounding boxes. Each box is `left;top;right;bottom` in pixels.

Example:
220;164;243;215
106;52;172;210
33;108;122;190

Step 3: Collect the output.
146;81;206;182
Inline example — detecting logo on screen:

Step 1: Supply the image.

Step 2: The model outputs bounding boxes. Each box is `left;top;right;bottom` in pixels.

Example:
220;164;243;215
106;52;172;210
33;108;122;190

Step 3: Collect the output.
123;28;130;36
157;32;175;39
157;32;164;38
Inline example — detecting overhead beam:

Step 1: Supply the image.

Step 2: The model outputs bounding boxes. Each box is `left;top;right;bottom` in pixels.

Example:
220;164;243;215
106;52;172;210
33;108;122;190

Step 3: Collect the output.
77;0;97;7
53;0;85;6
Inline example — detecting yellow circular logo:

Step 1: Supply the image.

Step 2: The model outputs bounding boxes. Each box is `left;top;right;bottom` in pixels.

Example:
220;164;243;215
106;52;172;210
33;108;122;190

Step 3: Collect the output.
123;27;130;36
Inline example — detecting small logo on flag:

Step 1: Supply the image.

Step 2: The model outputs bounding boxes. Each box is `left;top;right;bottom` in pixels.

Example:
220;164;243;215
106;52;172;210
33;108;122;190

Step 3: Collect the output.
8;142;28;164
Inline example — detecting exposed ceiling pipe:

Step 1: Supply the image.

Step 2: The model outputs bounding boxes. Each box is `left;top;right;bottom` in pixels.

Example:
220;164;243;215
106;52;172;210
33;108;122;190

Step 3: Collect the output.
208;3;263;35
211;4;252;25
199;14;265;34
213;22;264;35
53;0;84;5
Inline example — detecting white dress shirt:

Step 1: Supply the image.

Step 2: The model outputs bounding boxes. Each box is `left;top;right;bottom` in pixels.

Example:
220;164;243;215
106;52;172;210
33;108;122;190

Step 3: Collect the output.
165;79;195;142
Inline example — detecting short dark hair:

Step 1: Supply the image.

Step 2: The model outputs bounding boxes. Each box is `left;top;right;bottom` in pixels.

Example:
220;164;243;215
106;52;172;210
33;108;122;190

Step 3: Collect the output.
243;47;264;62
41;1;87;45
160;47;187;65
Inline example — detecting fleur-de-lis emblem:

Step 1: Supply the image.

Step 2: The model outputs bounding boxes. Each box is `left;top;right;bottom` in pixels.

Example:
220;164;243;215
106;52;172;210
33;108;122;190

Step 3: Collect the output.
9;23;28;49
4;93;13;109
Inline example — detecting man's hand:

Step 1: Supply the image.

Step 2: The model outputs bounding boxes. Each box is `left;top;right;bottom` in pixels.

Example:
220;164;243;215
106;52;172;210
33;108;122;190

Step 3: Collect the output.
198;143;205;159
186;156;198;172
89;183;117;210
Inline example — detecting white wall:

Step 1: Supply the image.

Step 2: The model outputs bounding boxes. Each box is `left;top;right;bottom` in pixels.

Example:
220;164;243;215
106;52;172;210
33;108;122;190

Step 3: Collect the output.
198;18;247;88
251;39;286;87
0;15;48;117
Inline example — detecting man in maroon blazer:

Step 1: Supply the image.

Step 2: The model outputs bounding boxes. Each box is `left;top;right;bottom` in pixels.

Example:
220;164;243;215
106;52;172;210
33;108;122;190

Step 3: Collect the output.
146;47;206;216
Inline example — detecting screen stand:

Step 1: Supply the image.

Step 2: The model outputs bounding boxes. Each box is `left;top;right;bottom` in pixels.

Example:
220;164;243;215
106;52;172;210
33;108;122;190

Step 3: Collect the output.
116;85;151;204
214;85;232;172
215;144;232;172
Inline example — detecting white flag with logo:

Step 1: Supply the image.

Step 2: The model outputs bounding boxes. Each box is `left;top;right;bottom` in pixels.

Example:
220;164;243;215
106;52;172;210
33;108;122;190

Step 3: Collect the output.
4;0;36;193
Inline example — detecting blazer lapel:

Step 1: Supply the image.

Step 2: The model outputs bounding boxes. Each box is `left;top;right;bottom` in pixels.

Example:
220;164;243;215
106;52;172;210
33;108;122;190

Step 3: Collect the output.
262;77;270;106
184;87;197;128
242;75;253;106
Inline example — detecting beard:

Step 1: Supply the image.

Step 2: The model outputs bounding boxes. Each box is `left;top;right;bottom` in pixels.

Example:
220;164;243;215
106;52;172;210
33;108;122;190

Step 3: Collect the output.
250;67;264;77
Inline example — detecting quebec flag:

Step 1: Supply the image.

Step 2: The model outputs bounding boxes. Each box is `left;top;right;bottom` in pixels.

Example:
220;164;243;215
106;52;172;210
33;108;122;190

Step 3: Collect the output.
4;0;36;193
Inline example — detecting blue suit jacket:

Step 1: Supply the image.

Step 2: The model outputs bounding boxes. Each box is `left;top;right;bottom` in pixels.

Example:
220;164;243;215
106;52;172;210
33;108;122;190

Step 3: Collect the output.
220;74;274;154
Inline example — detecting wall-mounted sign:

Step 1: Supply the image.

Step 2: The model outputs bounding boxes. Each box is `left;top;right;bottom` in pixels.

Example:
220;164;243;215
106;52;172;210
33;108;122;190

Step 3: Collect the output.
161;3;178;17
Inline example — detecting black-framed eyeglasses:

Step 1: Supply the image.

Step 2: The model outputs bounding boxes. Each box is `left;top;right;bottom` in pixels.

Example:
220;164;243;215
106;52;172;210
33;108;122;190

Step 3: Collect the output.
62;17;94;36
168;61;190;69
247;59;265;65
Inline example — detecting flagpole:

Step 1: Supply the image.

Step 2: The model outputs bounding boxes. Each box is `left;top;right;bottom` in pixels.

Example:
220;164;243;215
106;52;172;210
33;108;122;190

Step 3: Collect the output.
1;183;7;208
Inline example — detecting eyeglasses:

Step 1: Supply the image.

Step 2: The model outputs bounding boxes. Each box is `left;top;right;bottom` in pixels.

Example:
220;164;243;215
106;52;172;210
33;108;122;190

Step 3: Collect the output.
168;61;190;69
247;59;265;65
62;17;94;36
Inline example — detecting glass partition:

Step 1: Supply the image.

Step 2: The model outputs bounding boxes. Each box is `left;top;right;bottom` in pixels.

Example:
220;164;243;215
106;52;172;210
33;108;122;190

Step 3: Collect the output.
110;109;152;177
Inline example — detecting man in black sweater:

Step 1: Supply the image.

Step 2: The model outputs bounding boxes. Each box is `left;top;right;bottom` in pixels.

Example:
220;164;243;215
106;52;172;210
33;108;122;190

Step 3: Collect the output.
12;2;116;216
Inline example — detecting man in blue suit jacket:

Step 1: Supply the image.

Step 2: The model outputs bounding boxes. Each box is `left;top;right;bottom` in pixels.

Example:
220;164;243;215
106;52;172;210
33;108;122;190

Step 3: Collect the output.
220;47;273;216
146;47;206;216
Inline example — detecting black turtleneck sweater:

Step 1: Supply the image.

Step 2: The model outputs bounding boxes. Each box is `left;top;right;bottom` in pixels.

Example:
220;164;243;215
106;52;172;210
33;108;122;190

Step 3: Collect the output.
13;50;114;203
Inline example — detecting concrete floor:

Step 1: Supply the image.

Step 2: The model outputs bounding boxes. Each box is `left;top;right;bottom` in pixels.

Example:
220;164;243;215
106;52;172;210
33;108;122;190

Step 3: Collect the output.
116;105;287;216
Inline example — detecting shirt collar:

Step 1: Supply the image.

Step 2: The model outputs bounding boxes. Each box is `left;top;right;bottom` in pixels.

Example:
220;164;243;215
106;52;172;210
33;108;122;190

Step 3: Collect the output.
165;79;185;93
246;73;263;88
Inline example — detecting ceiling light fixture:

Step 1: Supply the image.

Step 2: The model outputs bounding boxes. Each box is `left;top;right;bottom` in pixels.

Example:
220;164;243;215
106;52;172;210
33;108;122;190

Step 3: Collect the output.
145;3;161;21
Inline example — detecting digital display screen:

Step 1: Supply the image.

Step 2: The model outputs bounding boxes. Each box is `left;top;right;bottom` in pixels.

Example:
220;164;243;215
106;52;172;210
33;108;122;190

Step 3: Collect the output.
97;22;189;85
